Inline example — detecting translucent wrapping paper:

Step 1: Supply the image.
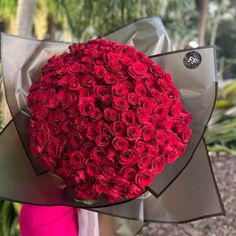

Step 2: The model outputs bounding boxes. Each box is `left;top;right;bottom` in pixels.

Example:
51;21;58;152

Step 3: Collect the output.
0;17;224;225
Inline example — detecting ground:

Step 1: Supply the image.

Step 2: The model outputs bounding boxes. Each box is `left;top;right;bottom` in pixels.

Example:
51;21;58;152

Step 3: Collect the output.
140;153;236;236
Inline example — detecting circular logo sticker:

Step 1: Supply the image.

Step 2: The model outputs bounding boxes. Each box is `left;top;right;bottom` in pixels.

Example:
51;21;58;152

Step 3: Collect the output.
183;51;202;69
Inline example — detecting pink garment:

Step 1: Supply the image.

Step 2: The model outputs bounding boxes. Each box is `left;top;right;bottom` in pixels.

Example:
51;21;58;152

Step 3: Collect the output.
19;204;78;236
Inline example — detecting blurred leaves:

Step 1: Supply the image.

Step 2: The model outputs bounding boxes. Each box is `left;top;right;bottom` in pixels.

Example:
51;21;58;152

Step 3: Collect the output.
205;80;236;154
0;201;21;236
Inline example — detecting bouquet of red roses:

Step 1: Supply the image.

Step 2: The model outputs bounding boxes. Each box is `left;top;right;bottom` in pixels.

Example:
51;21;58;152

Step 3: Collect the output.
0;17;224;224
28;38;191;203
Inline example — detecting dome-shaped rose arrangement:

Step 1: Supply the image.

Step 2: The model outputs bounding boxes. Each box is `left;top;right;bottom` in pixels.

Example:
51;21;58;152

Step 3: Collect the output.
28;38;192;203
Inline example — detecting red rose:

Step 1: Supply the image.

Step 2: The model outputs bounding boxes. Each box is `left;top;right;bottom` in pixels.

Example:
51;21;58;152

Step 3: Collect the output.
121;110;136;125
74;170;87;184
61;120;74;132
95;134;110;147
57;88;66;100
68;105;79;119
74;116;88;132
90;147;105;164
126;125;141;141
111;83;128;97
113;97;129;111
181;111;192;126
112;178;129;192
158;93;173;106
101;94;112;107
56;66;67;75
157;78;172;93
34;127;49;144
69;63;81;73
48;123;60;135
151;156;166;174
171;101;182;116
150;89;159;99
121;55;133;65
69;132;84;148
40;75;51;86
146;144;159;158
145;74;156;89
78;87;93;98
141;124;155;141
81;142;96;156
69;151;85;168
128;61;147;80
161;140;176;157
108;58;122;71
181;128;192;143
94;65;106;79
118;149;138;165
163;72;173;83
102;166;117;179
151;64;162;77
138;153;151;169
57;134;68;146
139;97;154;111
92;50;103;58
76;185;97;200
110;121;125;136
86;124;97;140
125;184;143;199
117;71;129;81
78;97;96;116
95;121;109;134
68;80;81;91
168;145;186;164
47;95;59;109
104;108;119;122
135;139;146;153
94;86;110;99
81;64;93;73
166;134;185;163
58;75;72;86
155;129;167;145
154;106;168;120
112;136;129;151
56;161;72;178
86;161;100;177
81;56;93;64
30;103;48;120
61;91;78;109
81;75;95;87
135;83;147;96
39;155;55;171
169;87;180;99
104;73;117;85
42;88;56;101
90;108;103;122
127;93;139;106
135;170;154;187
105;147;117;165
173;122;187;133
94;179;108;194
105;188;121;203
119;166;137;179
46;138;61;158
137;107;149;123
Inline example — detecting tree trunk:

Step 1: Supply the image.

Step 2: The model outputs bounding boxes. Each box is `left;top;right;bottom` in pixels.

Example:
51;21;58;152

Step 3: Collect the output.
198;0;209;46
210;5;222;45
16;0;36;37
